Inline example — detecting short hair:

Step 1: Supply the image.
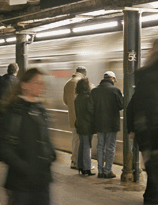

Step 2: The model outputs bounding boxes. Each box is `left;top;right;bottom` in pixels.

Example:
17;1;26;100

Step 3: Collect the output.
76;66;87;76
7;63;19;75
76;78;90;94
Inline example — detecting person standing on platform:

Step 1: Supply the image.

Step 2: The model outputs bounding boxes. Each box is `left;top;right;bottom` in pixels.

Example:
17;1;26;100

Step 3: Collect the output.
0;68;56;205
88;71;123;178
127;39;158;205
63;66;87;169
75;78;95;176
0;63;19;101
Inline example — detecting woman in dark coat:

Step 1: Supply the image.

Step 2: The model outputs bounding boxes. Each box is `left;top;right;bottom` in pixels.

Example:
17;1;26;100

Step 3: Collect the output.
0;68;56;205
75;78;95;176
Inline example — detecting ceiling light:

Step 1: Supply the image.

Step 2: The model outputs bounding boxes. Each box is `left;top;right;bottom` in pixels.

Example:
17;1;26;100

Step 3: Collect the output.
81;9;122;16
142;14;158;22
36;29;71;38
148;2;158;8
73;21;118;33
5;0;27;5
6;37;16;42
35;17;90;32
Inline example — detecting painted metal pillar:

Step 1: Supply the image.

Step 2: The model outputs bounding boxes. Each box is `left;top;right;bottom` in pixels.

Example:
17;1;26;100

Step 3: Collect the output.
16;34;28;78
121;9;141;182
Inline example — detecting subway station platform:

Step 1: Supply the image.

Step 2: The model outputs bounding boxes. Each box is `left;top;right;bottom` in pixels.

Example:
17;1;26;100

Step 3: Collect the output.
0;150;147;205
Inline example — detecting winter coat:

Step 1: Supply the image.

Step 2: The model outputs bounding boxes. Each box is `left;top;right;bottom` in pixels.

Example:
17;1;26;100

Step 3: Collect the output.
127;59;158;152
0;98;56;191
0;74;19;99
75;93;95;135
63;72;85;128
88;78;123;133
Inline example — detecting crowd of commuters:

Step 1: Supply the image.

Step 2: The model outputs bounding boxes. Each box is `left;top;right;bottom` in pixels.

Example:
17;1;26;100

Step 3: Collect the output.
1;37;158;205
64;66;123;178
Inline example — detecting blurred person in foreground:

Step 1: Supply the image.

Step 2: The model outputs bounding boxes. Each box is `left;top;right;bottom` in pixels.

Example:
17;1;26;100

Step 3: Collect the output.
75;78;95;176
63;66;88;169
0;63;19;100
88;71;123;178
0;68;56;205
127;39;158;205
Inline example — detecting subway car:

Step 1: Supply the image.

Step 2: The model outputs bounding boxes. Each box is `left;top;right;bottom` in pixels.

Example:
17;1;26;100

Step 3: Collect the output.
0;25;157;165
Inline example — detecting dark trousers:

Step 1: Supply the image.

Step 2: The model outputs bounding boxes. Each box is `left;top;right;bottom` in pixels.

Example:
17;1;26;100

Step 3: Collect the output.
7;188;50;205
143;154;158;204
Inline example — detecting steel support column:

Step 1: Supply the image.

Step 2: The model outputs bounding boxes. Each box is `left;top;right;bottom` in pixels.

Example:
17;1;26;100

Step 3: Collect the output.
121;10;141;182
16;34;28;78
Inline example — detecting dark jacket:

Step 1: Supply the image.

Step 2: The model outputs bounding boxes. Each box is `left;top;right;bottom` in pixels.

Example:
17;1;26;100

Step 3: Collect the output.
75;93;95;135
87;79;123;133
0;98;56;191
0;74;19;99
127;59;158;151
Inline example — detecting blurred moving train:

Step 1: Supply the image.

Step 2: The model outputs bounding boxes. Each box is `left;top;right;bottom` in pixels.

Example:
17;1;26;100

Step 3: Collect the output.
0;26;157;165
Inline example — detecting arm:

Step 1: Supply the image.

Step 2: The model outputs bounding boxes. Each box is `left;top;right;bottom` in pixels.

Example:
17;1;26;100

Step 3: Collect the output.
87;92;95;116
63;86;67;105
115;89;124;110
0;111;30;175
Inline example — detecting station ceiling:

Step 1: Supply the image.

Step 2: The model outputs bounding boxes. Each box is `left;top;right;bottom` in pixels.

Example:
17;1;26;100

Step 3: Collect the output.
0;0;158;39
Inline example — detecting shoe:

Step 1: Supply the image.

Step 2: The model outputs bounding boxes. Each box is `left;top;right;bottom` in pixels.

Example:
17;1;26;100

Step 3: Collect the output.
104;171;116;178
91;165;95;170
98;173;104;178
86;170;96;176
78;169;87;175
70;161;77;169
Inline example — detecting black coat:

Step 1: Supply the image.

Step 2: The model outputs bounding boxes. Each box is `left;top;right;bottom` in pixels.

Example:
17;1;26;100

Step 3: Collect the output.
75;93;95;135
127;60;158;151
0;74;19;99
87;79;123;133
0;98;56;191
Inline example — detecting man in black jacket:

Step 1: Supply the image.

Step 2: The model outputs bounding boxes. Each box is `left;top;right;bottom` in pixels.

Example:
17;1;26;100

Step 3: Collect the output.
88;71;123;178
0;63;19;100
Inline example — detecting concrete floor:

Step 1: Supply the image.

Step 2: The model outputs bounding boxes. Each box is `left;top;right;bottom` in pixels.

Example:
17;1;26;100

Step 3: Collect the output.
0;150;147;205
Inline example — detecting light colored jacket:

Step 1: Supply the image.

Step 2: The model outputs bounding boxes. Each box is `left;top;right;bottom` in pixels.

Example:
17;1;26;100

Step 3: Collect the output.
63;72;85;128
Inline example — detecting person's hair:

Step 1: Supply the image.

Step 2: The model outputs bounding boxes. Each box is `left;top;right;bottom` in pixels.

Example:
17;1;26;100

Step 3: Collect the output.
76;78;91;95
76;66;87;76
7;63;19;75
0;68;43;111
144;38;158;66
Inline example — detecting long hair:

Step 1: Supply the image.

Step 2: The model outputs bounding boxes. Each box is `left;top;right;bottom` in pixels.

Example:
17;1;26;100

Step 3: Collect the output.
76;78;91;95
0;68;43;111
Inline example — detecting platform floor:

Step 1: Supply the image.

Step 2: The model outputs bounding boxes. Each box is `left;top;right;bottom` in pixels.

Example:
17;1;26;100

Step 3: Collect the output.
0;150;147;205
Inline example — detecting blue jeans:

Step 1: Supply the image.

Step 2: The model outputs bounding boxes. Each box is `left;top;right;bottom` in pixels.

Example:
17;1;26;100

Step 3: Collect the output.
97;132;117;174
78;135;93;170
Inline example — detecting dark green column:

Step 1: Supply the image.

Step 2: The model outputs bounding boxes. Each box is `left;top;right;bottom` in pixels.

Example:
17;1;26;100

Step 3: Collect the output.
16;34;28;78
121;9;141;182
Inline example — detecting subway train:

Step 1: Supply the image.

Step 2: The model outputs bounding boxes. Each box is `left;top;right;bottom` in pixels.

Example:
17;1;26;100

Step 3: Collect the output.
0;25;157;165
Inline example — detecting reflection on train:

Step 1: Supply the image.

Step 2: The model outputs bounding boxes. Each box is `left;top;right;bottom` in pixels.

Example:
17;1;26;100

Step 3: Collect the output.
0;26;157;165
